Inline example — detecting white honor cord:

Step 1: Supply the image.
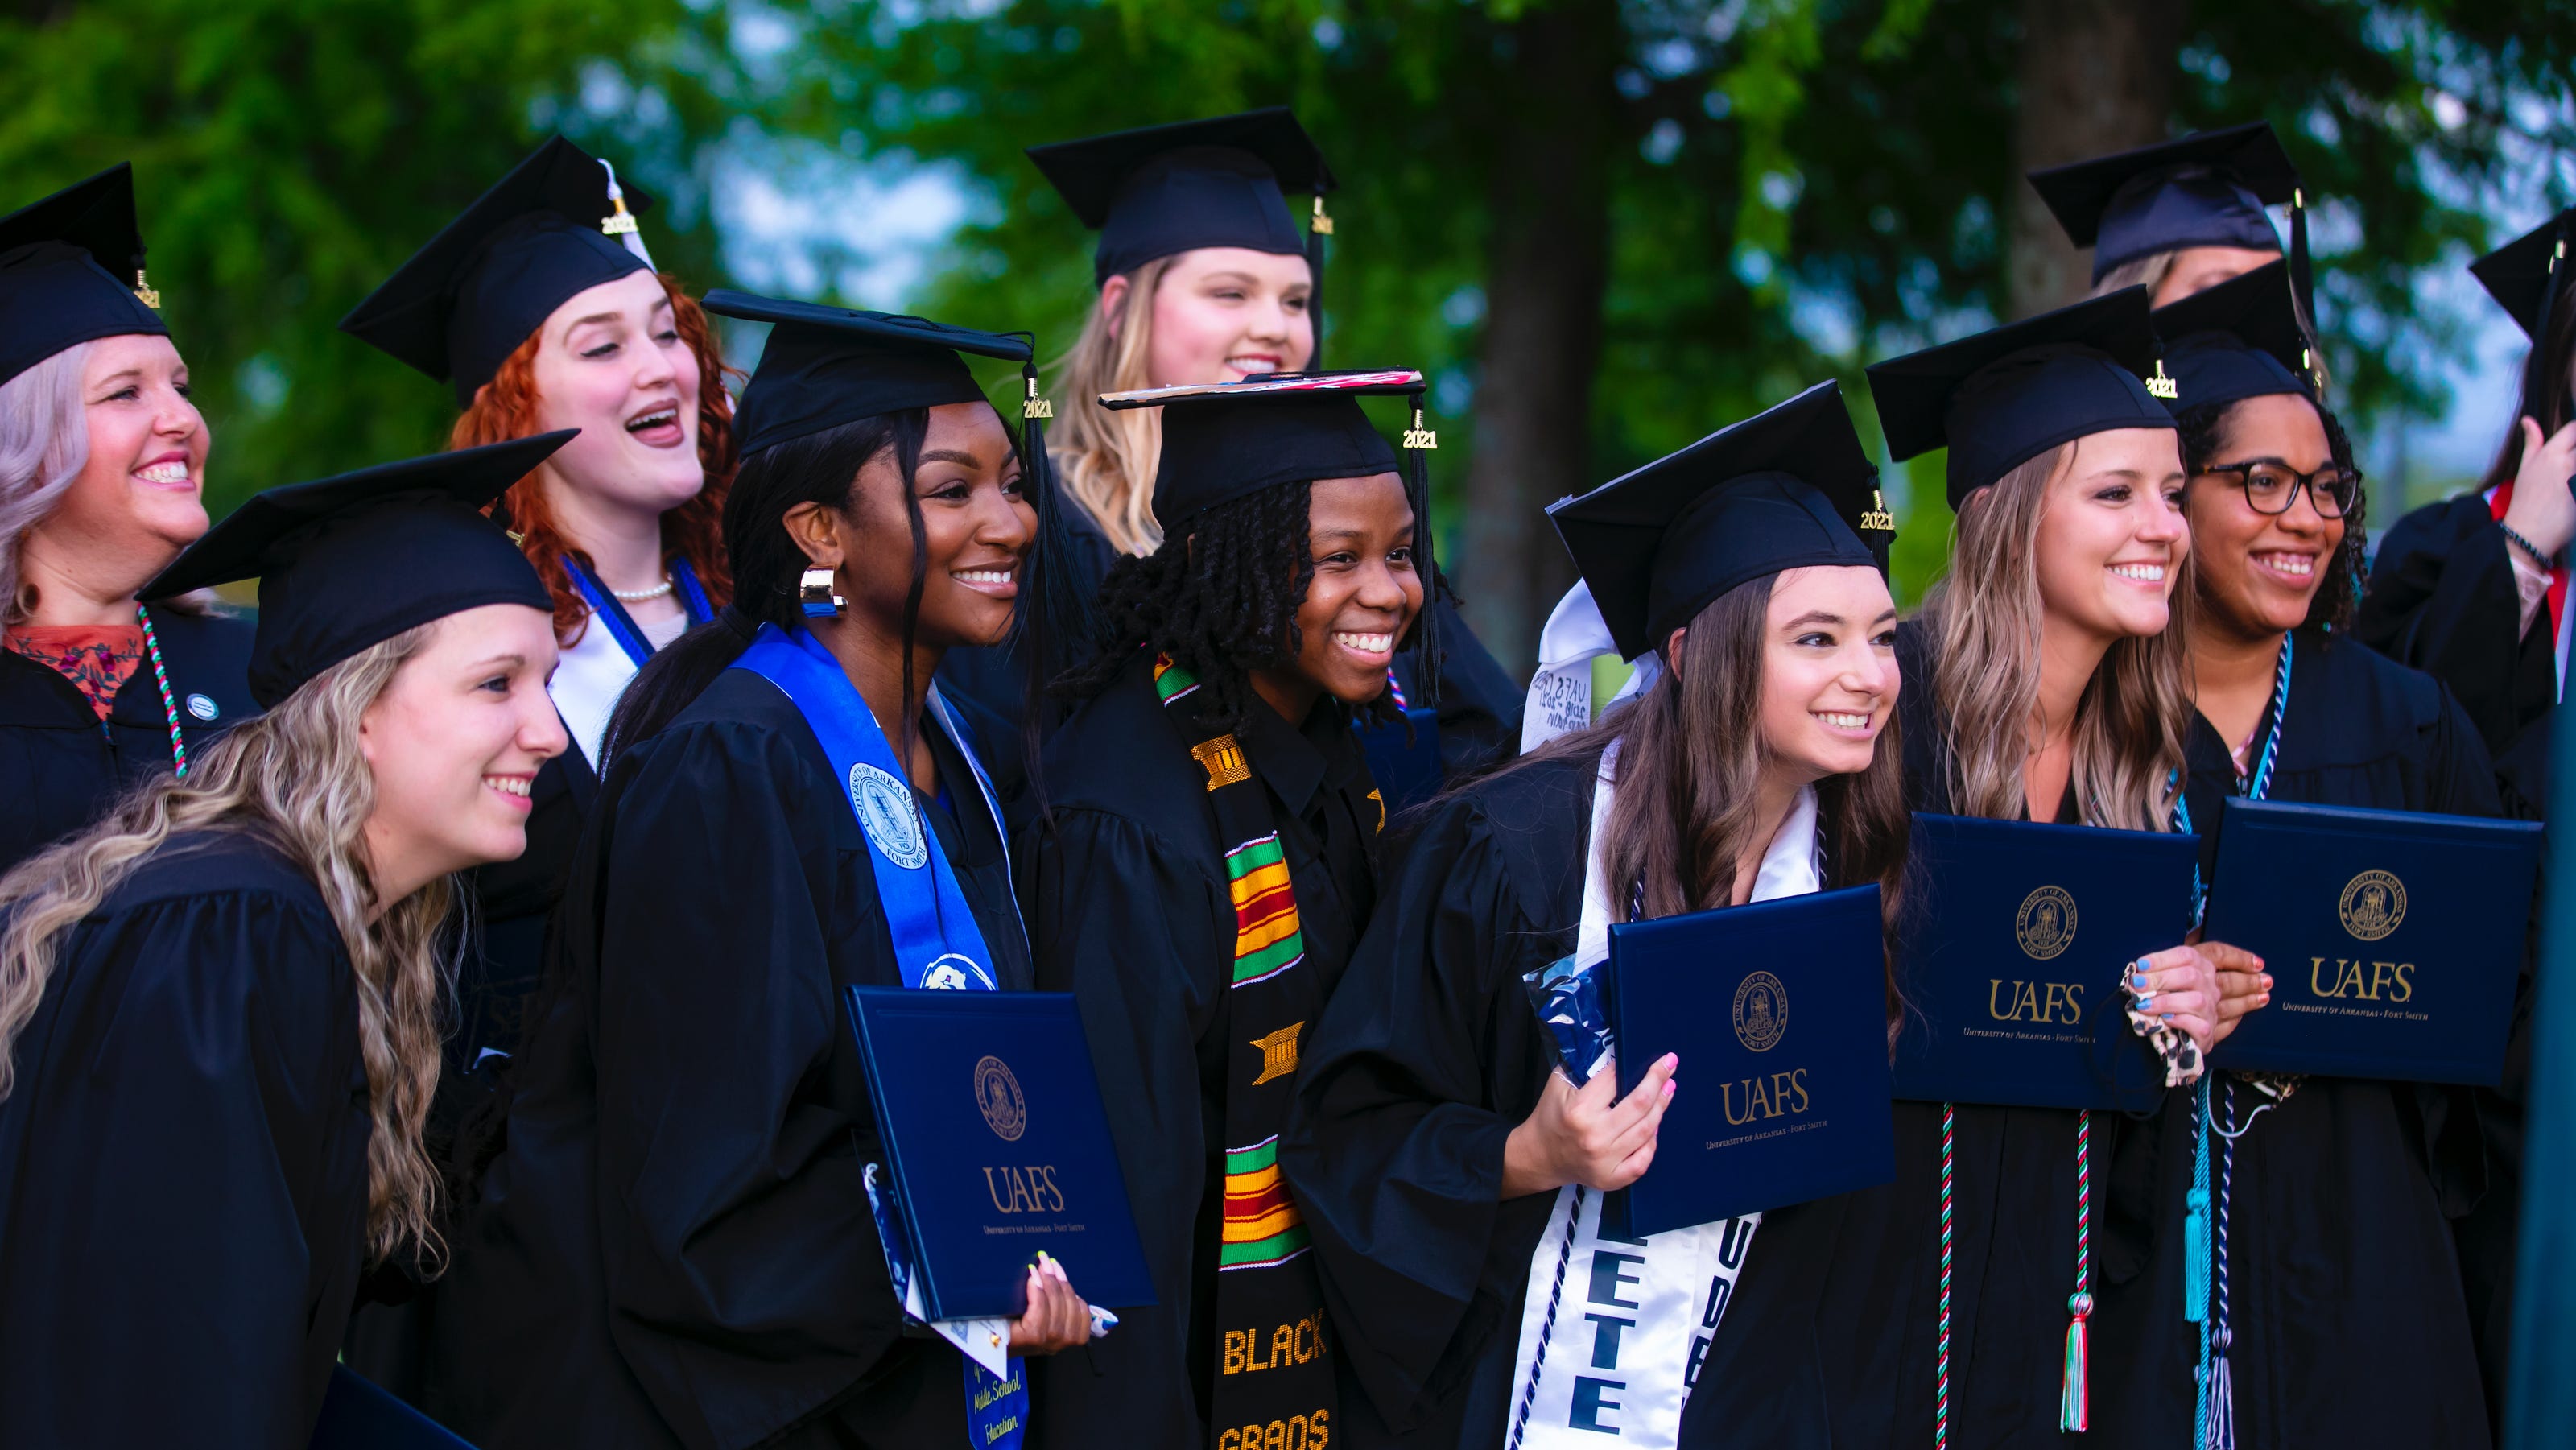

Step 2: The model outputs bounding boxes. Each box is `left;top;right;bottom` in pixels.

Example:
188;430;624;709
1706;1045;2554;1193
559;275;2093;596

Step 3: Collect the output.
1502;747;1815;1448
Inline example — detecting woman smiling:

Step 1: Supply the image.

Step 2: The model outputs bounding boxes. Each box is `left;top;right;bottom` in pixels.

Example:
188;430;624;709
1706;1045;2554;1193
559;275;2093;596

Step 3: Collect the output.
0;437;571;1449
0;164;257;877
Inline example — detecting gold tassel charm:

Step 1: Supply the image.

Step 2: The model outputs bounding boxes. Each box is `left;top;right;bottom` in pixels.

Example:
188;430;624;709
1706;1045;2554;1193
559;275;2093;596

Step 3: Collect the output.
1023;375;1053;421
1402;403;1437;452
2146;358;2179;401
601;193;640;238
132;270;160;309
1310;195;1334;237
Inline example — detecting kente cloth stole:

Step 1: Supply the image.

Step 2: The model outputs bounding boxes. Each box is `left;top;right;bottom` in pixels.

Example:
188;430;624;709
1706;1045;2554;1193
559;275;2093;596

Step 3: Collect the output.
1152;657;1338;1449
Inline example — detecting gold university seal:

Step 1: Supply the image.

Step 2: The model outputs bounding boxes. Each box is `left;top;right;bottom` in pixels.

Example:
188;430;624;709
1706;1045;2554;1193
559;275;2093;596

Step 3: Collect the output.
973;1055;1026;1142
2339;870;2407;942
2017;886;2078;960
1733;972;1789;1052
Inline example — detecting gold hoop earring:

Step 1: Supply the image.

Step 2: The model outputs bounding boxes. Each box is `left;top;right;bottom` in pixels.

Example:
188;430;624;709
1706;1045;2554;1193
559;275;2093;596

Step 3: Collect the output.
799;566;844;618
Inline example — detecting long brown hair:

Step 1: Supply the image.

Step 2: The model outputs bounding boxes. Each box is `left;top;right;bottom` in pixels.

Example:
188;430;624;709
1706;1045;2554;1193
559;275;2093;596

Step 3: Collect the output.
451;271;737;643
0;625;453;1266
1927;440;2194;831
1047;257;1175;557
2480;275;2576;495
1517;572;1911;1023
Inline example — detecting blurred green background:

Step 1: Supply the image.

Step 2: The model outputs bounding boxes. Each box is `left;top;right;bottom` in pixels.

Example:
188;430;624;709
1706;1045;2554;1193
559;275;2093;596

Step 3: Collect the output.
6;0;2567;672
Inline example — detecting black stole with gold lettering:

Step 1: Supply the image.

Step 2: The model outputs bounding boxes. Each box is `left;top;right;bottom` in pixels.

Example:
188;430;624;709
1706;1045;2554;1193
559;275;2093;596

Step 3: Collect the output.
1153;658;1338;1448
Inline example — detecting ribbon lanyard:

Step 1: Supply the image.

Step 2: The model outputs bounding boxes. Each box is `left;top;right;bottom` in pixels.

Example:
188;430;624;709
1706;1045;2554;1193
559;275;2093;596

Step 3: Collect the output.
730;623;1004;989
565;556;716;669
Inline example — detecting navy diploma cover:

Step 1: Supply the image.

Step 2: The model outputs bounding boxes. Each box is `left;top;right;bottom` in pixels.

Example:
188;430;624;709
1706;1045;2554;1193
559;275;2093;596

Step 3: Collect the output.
1892;814;2200;1111
846;987;1158;1321
308;1366;475;1448
2204;797;2542;1084
1355;704;1442;814
1606;884;1895;1238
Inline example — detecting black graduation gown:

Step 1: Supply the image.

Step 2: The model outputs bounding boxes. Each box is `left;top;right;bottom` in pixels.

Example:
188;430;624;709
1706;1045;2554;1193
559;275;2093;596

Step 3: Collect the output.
1019;655;1384;1449
1273;748;1591;1446
0;604;256;877
2355;494;2555;816
424;668;1034;1450
1693;621;2182;1449
0;832;370;1449
2087;632;2500;1449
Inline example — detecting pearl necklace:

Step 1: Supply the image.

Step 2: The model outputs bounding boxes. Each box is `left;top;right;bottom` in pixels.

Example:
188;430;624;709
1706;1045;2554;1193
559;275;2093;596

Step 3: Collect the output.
609;576;674;603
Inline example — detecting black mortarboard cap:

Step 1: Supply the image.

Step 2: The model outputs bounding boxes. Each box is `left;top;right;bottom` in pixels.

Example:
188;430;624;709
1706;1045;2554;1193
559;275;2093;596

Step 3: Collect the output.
702;291;1029;455
1549;382;1893;662
2471;206;2576;425
2029;122;2303;285
1868;287;2176;508
341;136;655;407
143;434;565;708
2150;259;2314;412
0;163;168;386
1100;370;1418;523
1029;109;1333;283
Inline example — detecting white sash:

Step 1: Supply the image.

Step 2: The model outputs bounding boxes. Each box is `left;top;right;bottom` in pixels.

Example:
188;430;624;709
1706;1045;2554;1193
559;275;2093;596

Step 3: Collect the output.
1503;746;1820;1448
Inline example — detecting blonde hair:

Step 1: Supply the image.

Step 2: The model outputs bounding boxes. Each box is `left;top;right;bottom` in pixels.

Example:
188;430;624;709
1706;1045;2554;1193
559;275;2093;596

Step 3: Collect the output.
1047;258;1174;556
0;343;96;626
0;624;454;1265
1925;440;2193;832
2091;251;2178;302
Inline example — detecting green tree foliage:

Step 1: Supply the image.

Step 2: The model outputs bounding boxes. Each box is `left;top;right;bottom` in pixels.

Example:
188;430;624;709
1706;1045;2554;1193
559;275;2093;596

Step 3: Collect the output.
0;0;741;514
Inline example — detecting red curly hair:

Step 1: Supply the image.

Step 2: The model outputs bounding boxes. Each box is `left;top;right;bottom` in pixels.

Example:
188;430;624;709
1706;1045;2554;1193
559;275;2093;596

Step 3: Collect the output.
451;271;737;644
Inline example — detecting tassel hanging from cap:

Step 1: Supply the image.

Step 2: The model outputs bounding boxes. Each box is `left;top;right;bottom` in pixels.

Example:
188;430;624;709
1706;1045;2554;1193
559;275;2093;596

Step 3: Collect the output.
598;159;658;270
2145;355;2180;401
131;269;160;309
2522;226;2567;426
1402;388;1443;708
1306;196;1330;371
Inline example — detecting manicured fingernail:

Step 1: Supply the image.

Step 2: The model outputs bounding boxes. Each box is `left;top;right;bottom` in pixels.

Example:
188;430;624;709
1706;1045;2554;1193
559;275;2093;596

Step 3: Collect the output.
1662;1052;1679;1069
2136;994;2155;1012
1662;1080;1678;1098
2260;975;2273;989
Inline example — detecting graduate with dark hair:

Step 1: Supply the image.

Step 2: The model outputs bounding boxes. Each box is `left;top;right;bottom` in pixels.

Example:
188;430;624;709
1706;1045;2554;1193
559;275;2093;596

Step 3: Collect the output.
427;295;1096;1450
2068;260;2506;1450
1278;382;1911;1448
2355;205;2576;820
1023;370;1435;1449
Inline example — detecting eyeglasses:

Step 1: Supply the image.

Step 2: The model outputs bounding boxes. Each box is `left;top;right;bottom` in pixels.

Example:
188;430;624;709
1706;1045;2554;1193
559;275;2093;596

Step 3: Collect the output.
2195;458;2362;519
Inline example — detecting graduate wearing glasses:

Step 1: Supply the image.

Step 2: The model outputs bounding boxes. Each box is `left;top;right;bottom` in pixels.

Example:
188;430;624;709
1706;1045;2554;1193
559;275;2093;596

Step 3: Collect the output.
2081;263;2503;1448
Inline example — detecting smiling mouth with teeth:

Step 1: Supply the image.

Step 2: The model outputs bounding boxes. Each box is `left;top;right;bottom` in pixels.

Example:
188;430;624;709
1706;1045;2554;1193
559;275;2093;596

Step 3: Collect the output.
134;461;191;485
484;775;533;798
625;407;680;432
2253;551;2316;577
952;568;1016;586
2108;563;2166;583
1333;631;1394;655
1814;711;1873;729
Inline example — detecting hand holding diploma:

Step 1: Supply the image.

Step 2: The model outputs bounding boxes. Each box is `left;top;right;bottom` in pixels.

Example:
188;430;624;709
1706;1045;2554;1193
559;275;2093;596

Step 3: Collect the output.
1007;1252;1096;1355
1500;1051;1680;1198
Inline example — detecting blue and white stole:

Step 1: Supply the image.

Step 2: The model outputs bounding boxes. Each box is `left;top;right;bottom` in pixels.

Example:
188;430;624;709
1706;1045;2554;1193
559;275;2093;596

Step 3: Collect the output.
729;622;1028;1448
565;555;715;667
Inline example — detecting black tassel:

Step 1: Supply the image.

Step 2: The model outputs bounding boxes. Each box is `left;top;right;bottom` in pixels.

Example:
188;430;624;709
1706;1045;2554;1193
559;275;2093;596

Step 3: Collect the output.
2522;222;2567;428
2289;188;2315;327
1014;357;1094;818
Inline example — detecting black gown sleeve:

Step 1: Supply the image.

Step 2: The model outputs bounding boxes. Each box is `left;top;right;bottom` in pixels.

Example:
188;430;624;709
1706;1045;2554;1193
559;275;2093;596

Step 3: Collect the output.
0;880;366;1450
2354;494;2545;756
584;722;914;1450
1282;792;1571;1438
1022;803;1230;1449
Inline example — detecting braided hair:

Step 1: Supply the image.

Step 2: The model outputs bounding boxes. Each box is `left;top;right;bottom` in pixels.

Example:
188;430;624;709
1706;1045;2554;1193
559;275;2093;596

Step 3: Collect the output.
2174;392;2368;636
1055;476;1418;735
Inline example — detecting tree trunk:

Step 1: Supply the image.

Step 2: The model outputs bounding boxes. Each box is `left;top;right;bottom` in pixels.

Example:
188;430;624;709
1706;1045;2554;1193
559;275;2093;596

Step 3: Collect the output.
1460;0;1619;679
2007;0;2179;318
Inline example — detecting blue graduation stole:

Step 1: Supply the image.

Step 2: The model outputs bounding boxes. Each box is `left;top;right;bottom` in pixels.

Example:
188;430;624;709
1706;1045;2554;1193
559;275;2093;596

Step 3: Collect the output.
565;555;715;668
729;622;1028;1448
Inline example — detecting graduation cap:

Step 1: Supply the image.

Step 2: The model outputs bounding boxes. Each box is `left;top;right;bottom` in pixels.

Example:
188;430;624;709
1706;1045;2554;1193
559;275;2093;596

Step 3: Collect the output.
142;434;566;708
1029;109;1340;365
1548;381;1891;663
705;289;1097;684
2470;206;2576;421
2149;259;2316;412
0;163;168;387
1867;287;2175;509
704;291;1034;455
341;136;659;407
1102;369;1444;688
2028;122;2310;304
